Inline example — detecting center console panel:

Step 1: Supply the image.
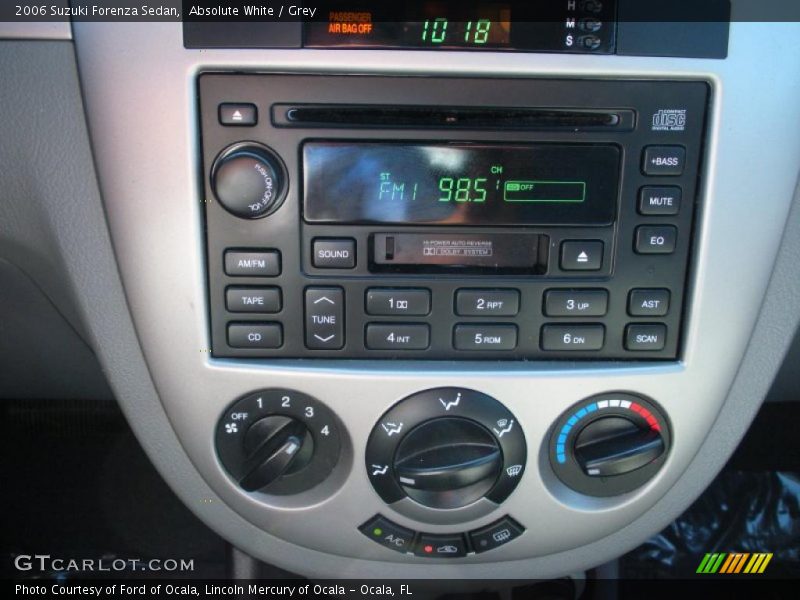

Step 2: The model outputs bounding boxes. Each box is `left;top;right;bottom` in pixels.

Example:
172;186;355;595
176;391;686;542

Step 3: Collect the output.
199;75;708;360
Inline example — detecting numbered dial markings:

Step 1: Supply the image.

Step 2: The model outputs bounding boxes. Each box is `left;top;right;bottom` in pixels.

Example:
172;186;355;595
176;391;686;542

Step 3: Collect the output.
216;389;341;495
366;387;526;505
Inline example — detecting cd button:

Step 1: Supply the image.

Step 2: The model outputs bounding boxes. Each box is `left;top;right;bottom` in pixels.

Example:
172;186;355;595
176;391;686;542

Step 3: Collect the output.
227;323;282;349
560;240;603;271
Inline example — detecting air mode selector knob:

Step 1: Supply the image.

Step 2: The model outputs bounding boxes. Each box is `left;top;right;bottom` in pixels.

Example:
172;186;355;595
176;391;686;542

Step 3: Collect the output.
210;143;287;219
394;418;503;510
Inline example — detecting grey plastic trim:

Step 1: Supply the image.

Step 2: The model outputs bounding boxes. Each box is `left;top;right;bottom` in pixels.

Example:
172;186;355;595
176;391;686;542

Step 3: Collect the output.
70;21;800;578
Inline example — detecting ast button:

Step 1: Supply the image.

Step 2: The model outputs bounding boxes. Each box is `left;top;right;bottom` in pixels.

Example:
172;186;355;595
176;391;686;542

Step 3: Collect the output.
639;186;682;215
414;534;468;558
560;241;603;271
305;288;344;349
225;287;281;313
312;238;356;269
625;323;667;351
628;289;670;316
642;145;686;176
360;515;415;554
469;517;525;554
227;323;282;349
635;225;677;254
218;103;257;126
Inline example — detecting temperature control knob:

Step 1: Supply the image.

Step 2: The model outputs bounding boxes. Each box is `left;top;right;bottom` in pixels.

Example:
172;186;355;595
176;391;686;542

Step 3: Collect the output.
549;392;670;497
210;143;287;219
216;389;342;495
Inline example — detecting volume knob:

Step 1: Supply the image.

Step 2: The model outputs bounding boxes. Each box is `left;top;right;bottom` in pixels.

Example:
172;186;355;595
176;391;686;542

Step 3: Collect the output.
210;143;286;219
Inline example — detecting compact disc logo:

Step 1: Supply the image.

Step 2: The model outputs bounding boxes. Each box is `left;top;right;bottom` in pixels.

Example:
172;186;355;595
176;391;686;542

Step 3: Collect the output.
652;109;687;132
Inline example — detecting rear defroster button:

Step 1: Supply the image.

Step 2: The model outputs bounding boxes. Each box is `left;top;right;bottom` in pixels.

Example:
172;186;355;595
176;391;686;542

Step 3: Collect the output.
469;517;525;554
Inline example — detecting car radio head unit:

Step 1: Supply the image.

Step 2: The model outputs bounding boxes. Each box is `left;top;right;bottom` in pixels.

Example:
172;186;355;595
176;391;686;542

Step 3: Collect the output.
198;74;708;361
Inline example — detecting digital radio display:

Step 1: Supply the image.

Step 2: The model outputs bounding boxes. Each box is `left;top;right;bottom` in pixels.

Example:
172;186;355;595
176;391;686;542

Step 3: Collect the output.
303;142;620;226
303;1;616;53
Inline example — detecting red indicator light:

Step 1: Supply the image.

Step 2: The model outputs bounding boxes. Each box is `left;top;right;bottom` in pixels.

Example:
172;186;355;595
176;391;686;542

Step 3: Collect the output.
630;403;643;413
424;545;434;553
651;424;661;432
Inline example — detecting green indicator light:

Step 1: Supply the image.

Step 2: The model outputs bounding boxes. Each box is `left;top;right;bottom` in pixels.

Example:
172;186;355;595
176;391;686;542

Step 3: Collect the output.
504;180;586;203
373;528;383;537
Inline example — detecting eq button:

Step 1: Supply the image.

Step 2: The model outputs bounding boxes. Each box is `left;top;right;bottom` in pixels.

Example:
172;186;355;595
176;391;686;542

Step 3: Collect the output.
635;226;677;254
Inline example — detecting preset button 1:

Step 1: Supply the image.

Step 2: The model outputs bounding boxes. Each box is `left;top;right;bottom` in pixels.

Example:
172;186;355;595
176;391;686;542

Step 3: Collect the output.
366;289;431;316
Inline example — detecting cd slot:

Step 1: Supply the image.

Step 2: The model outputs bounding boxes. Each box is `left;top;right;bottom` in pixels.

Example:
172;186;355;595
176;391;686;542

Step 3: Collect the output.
273;104;634;131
